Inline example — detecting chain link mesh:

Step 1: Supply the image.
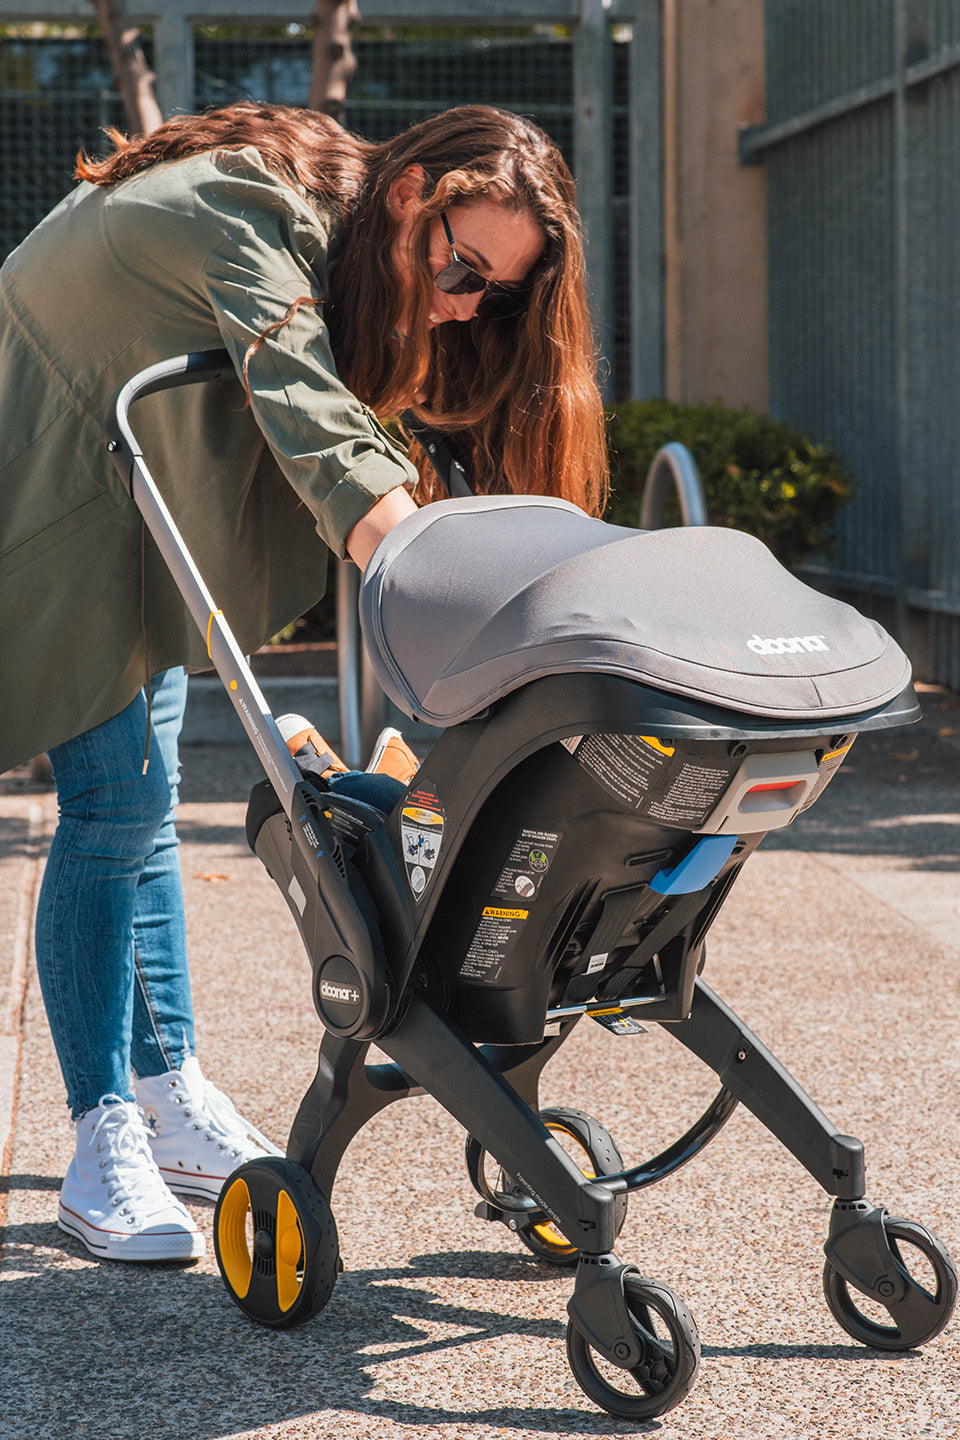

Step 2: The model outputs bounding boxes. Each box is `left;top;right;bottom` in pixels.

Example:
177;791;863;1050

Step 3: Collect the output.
1;21;632;396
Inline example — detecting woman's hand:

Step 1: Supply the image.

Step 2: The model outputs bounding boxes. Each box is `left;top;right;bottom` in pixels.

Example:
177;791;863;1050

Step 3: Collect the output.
345;486;419;571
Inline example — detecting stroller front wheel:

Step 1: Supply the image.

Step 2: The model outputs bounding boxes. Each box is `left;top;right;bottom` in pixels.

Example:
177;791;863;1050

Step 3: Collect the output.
822;1215;957;1350
565;1272;701;1419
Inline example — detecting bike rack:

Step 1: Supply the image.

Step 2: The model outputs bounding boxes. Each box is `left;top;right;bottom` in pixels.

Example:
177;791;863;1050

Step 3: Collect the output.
336;559;386;770
639;442;708;529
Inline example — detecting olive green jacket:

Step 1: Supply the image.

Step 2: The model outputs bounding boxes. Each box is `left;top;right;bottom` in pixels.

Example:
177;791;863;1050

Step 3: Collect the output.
0;147;418;772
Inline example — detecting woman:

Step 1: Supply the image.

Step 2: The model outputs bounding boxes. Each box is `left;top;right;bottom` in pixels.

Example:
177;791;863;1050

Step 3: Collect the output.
0;102;607;1263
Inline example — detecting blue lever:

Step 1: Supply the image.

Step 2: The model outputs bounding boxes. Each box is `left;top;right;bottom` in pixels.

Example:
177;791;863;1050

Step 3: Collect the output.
650;834;738;895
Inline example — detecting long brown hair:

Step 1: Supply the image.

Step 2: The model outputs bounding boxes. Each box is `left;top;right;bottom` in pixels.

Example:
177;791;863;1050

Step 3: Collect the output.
76;102;607;515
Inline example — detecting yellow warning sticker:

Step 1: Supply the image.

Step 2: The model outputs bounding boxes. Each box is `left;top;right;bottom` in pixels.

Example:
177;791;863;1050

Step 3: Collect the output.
402;805;444;827
401;782;446;902
461;905;530;982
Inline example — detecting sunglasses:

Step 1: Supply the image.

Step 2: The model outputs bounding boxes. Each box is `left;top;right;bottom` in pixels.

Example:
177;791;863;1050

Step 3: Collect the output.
433;212;528;318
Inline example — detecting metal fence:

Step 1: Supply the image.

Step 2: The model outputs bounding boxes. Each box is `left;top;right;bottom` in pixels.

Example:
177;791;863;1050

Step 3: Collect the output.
0;32;128;250
0;1;664;403
742;0;960;686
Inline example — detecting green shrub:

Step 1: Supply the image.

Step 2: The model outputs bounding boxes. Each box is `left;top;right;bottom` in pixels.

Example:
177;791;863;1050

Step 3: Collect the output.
604;398;853;570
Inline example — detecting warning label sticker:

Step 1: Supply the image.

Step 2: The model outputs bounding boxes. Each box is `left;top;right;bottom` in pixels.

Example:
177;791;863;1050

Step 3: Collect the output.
645;761;731;827
589;1010;649;1036
576;733;735;828
575;733;674;809
459;906;529;983
492;828;561;901
323;801;376;851
800;738;855;812
400;781;445;900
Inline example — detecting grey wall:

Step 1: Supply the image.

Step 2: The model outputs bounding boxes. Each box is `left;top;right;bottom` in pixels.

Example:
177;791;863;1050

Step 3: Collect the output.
744;0;960;685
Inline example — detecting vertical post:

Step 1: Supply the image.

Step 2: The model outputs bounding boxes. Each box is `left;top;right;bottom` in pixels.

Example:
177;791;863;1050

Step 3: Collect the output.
310;0;362;120
628;0;664;399
153;6;194;117
893;0;908;647
92;0;163;134
893;0;931;668
575;0;614;398
661;0;681;401
336;559;363;770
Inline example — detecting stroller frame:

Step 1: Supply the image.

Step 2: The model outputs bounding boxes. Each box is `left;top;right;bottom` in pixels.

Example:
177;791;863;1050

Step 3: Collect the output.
106;351;956;1421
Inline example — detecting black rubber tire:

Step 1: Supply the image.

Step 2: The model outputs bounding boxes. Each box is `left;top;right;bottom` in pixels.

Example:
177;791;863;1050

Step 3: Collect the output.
566;1272;701;1420
822;1216;957;1351
214;1157;340;1330
514;1106;628;1267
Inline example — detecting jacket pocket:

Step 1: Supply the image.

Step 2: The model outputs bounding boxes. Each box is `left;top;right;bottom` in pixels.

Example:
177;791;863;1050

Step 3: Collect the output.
0;490;116;575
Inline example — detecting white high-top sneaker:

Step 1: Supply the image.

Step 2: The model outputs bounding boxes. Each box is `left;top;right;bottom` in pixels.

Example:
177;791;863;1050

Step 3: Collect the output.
58;1096;205;1262
135;1056;282;1200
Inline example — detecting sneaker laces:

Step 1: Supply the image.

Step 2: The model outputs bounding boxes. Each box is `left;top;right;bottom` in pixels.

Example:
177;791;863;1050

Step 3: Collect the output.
169;1070;276;1160
200;1079;278;1155
91;1098;184;1222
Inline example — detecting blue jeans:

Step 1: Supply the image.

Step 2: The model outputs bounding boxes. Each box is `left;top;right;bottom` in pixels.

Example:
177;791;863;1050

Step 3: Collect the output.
36;668;195;1119
36;668;403;1119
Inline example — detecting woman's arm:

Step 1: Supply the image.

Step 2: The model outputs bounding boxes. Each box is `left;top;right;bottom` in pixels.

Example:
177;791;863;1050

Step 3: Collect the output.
191;164;421;556
345;485;419;570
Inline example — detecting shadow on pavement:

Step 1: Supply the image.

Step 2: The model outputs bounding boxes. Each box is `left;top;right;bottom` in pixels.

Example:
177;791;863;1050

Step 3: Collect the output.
0;1241;650;1439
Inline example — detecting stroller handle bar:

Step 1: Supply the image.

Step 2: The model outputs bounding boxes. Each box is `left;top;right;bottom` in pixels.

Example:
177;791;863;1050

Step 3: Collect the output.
103;348;301;806
104;347;235;465
103;351;382;973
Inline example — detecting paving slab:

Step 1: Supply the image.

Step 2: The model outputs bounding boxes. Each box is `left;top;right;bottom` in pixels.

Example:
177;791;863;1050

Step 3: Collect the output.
1;686;958;1440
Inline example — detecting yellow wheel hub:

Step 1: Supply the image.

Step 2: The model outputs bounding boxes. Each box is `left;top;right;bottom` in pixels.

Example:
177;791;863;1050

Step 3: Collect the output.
218;1176;254;1299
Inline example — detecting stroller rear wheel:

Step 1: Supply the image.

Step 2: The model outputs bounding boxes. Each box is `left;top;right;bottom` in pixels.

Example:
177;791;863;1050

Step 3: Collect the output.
466;1105;628;1265
516;1107;628;1266
822;1215;957;1350
566;1272;701;1419
214;1157;340;1329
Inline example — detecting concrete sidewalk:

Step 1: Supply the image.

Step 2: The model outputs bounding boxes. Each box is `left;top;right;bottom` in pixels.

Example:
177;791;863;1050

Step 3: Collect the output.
1;682;958;1440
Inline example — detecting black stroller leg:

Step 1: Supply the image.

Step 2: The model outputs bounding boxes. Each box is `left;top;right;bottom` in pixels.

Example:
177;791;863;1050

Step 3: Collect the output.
380;996;695;1392
286;1032;423;1199
665;980;957;1352
477;1019;580;1108
285;1022;579;1202
669;978;866;1198
379;995;624;1254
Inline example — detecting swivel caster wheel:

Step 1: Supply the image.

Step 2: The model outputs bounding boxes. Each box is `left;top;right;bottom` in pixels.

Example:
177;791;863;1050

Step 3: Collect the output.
566;1272;701;1420
214;1157;340;1329
823;1216;957;1350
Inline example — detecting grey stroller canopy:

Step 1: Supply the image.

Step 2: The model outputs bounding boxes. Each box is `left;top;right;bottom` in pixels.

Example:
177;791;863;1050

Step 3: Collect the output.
359;496;910;727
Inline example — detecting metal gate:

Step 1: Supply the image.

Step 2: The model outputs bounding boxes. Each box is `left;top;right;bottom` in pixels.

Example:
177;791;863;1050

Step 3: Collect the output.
742;0;960;686
0;0;664;403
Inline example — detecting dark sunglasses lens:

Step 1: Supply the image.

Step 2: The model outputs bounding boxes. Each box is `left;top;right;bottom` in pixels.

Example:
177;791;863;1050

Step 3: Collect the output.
479;288;527;320
434;260;487;296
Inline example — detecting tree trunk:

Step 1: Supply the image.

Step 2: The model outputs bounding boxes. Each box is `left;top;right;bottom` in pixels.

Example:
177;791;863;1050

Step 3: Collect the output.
88;0;163;136
309;0;361;121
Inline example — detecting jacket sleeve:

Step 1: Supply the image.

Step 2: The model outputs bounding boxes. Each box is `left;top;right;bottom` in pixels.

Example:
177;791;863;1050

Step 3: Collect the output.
200;181;419;558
